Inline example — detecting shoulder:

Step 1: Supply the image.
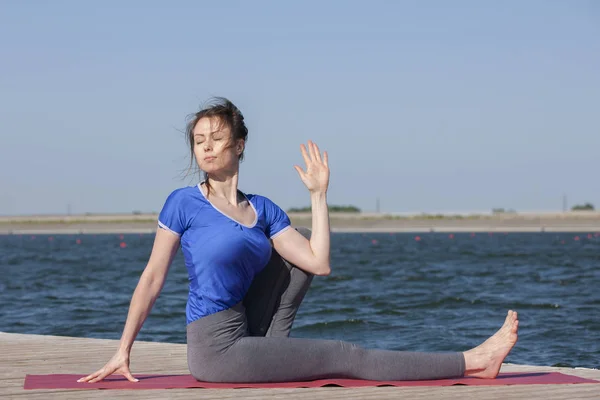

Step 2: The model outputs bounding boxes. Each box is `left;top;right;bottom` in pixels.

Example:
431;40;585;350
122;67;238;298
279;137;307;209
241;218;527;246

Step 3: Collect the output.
245;193;289;221
245;193;281;210
245;193;264;204
165;185;201;200
158;185;205;234
162;185;205;210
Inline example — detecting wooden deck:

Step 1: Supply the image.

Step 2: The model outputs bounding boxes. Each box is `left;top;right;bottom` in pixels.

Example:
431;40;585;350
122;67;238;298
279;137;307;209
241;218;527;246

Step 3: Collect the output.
1;331;598;399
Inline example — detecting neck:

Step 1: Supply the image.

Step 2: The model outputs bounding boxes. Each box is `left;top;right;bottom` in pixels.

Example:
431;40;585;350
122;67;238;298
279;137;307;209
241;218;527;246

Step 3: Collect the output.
204;172;241;205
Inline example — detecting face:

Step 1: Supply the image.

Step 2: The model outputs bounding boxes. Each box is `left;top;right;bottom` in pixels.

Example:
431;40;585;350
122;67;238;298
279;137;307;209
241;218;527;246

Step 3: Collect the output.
193;117;244;175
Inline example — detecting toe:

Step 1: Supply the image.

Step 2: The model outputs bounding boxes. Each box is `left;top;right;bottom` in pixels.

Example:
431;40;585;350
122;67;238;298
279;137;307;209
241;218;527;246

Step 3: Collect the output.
508;310;516;322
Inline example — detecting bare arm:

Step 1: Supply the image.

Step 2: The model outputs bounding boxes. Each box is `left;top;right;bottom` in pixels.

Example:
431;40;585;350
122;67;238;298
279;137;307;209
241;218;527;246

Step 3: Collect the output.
272;192;330;275
78;228;180;383
118;228;180;352
273;140;331;276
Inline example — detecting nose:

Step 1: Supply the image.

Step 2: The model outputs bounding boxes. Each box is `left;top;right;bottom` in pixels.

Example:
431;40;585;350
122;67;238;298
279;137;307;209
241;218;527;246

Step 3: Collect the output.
203;139;213;152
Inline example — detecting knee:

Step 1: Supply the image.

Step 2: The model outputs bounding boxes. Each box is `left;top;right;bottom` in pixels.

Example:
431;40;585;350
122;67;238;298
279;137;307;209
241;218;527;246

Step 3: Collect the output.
189;359;226;383
287;264;314;301
188;349;228;383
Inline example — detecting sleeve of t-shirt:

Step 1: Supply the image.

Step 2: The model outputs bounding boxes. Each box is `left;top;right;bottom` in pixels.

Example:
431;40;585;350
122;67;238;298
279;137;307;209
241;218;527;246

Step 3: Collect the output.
157;188;189;236
263;196;292;239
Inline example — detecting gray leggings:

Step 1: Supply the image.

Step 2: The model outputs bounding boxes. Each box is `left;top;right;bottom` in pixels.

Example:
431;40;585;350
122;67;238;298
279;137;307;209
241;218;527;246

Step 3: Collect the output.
187;228;465;383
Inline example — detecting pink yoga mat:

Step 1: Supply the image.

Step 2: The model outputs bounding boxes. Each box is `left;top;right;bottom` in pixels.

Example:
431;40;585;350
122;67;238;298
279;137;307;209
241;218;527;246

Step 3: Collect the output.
23;372;599;390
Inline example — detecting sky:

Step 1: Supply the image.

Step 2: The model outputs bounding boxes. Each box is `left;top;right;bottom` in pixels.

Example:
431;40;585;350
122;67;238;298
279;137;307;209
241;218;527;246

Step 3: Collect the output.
1;0;599;215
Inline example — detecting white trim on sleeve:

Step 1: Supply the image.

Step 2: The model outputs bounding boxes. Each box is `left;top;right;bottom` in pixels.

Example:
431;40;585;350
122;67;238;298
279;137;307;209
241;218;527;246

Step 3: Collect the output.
157;220;181;237
270;225;291;239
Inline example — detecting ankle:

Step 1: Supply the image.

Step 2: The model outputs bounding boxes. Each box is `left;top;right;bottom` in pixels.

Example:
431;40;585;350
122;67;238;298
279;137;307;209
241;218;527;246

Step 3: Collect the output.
463;350;485;374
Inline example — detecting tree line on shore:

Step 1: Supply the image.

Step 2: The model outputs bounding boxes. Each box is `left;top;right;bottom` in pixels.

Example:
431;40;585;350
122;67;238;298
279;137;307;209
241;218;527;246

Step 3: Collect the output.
287;205;361;213
287;202;595;214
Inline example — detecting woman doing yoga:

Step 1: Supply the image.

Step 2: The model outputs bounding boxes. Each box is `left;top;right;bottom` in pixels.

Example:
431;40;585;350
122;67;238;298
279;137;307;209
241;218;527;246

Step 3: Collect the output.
79;97;518;384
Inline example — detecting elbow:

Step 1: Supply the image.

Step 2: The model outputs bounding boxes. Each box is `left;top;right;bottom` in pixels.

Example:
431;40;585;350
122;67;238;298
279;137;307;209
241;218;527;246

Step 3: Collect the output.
139;270;166;294
314;264;331;276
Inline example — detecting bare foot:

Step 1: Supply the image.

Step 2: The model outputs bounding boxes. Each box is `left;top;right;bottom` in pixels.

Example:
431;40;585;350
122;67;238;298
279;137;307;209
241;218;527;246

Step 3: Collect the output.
463;310;519;379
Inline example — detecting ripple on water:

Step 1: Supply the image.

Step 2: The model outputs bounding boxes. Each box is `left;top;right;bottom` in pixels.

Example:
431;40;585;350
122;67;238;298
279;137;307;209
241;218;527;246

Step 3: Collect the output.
1;232;598;369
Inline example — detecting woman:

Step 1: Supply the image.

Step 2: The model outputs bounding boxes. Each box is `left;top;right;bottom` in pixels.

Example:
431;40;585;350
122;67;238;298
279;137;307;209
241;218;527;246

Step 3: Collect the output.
79;97;518;384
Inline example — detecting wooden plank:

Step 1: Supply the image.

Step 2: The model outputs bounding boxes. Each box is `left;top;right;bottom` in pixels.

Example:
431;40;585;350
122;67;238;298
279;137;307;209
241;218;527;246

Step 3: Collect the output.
1;332;598;399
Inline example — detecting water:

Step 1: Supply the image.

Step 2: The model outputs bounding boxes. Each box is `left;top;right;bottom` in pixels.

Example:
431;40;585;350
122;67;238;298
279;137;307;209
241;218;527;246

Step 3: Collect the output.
1;232;599;369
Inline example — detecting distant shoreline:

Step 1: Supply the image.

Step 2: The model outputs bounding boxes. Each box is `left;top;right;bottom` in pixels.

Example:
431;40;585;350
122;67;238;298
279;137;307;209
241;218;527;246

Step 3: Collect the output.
1;212;600;234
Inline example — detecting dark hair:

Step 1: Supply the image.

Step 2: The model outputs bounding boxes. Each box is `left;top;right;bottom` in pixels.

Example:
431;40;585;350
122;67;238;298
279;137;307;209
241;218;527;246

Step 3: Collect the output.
185;97;249;195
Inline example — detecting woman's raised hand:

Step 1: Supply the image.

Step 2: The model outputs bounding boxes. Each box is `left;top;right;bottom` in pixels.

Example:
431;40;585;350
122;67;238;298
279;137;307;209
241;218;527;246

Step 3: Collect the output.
294;140;329;194
77;350;138;383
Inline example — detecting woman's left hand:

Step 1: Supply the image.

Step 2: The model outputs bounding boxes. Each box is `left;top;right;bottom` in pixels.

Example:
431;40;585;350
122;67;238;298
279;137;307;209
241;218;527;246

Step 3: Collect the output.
294;140;329;194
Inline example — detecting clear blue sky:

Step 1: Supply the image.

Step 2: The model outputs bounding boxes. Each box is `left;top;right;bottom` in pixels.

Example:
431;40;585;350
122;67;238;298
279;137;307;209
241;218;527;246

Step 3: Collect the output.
1;1;598;215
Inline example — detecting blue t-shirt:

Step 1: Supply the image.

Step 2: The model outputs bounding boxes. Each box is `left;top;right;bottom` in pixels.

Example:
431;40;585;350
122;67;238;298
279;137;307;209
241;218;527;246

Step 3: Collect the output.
157;183;291;324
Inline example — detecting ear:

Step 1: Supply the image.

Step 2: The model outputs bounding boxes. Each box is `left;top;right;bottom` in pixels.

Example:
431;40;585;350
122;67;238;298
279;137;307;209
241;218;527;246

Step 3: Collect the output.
236;139;245;155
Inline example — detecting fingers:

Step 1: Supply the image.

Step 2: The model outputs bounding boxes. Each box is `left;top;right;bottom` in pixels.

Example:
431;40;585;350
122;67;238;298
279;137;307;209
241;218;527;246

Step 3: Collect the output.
77;369;102;383
300;144;310;166
323;151;328;168
310;141;322;163
293;165;305;178
300;141;327;167
124;369;139;383
77;369;138;384
306;141;316;162
88;369;112;383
